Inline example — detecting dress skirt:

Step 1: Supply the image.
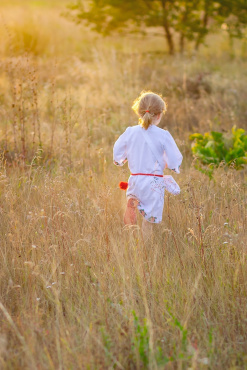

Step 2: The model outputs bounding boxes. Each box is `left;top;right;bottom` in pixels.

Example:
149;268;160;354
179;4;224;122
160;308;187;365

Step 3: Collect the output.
126;175;166;223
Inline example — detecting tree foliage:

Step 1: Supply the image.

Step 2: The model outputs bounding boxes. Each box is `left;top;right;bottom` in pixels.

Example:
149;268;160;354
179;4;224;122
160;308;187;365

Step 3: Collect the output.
68;0;247;54
217;0;247;38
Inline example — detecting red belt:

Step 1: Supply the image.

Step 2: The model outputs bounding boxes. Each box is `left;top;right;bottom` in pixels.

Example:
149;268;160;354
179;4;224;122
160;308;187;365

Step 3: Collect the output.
131;173;163;177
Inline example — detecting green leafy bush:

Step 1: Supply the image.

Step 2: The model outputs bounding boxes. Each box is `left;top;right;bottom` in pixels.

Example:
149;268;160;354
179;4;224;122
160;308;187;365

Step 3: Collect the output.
190;126;247;177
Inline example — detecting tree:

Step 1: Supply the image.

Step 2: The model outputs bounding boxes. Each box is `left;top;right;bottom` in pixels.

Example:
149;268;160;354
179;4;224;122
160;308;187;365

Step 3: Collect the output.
175;0;209;53
67;0;247;54
216;0;247;39
68;0;207;55
194;0;216;50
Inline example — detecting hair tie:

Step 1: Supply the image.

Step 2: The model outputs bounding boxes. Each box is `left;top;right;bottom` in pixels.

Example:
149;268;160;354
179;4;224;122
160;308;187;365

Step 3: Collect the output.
145;110;149;113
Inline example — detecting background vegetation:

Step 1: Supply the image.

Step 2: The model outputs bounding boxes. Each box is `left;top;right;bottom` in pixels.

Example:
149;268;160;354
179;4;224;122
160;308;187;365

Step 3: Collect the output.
69;0;247;55
0;0;246;368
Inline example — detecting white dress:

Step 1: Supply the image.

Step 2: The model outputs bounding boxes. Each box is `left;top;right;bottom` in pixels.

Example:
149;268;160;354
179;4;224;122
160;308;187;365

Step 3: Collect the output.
113;124;183;223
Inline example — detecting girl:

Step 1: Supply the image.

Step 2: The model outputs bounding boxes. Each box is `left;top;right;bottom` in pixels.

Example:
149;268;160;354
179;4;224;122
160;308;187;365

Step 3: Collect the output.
113;91;183;239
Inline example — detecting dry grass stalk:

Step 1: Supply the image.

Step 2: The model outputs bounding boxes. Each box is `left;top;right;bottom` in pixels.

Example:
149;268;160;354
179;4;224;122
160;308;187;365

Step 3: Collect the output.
0;3;246;369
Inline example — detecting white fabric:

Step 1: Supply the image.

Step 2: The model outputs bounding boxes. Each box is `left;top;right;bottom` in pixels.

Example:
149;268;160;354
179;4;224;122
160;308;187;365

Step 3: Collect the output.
113;124;183;223
163;175;180;195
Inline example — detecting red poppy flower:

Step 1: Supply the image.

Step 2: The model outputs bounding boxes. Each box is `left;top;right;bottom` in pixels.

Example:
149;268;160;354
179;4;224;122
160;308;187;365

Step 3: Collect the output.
119;181;128;190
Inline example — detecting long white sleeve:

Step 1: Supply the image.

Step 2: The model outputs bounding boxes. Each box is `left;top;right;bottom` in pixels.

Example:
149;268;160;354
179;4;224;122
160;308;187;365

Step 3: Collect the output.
163;131;183;173
113;127;129;166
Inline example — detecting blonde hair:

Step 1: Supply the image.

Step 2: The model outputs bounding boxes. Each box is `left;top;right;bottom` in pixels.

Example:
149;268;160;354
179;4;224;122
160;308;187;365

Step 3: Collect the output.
132;91;167;130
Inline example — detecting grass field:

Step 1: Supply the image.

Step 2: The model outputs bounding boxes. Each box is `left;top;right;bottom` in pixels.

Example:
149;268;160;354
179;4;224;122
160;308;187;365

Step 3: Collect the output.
0;2;247;369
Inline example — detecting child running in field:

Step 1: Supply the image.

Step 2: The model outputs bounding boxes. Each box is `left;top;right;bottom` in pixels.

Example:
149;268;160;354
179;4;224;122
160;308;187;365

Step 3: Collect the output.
113;91;183;239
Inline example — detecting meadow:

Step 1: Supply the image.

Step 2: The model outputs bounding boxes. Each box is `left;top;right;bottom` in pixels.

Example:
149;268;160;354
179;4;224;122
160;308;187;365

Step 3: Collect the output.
0;1;246;369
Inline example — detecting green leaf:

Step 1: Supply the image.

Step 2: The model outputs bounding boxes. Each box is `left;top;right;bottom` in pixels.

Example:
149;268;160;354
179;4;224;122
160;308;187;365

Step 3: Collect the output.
190;127;247;174
189;133;204;141
211;131;223;142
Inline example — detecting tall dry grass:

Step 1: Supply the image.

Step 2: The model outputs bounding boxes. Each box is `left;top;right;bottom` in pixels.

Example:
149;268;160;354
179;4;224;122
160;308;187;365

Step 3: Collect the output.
0;3;247;369
0;158;246;368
